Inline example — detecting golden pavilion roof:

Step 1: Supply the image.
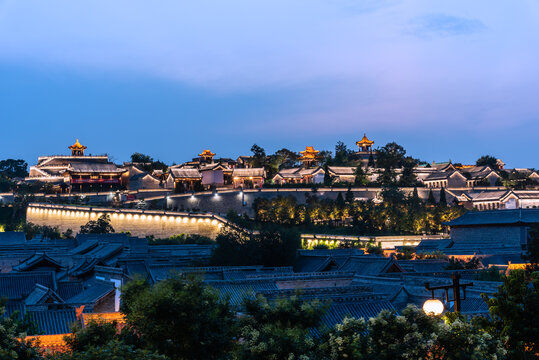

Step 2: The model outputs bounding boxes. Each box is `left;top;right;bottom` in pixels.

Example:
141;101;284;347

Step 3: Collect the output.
299;146;320;159
68;139;87;150
356;134;374;146
199;149;216;157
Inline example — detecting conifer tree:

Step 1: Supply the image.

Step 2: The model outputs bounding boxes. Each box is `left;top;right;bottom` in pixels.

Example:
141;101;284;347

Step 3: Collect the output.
410;187;421;211
368;153;376;168
439;187;447;207
336;192;345;208
354;164;368;186
323;164;332;186
345;184;354;203
427;189;436;205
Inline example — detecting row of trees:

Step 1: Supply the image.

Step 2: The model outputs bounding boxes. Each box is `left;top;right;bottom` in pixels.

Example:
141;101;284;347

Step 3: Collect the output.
250;188;464;235
6;270;537;359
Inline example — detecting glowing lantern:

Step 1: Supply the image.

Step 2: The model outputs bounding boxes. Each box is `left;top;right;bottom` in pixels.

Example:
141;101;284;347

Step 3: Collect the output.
423;299;444;316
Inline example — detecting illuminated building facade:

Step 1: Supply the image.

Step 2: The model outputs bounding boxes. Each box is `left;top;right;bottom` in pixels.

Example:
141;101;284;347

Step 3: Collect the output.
26;140;126;193
299;146;320;168
232;168;266;188
351;134;376;165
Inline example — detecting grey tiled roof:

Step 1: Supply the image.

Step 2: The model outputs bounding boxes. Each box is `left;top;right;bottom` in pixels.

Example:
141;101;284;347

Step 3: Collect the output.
208;279;279;307
12;253;64;272
448;297;489;315
468;190;511;201
28;309;78;335
396;260;450;273
327;166;356;176
0;232;26;245
0;272;56;300
170;168;202;179
424;170;463;181
339;256;403;275
24;284;63;305
57;281;84;301
68;162;125;173
66;278;115;305
445;209;539;226
321;300;396;328
232;168;265;177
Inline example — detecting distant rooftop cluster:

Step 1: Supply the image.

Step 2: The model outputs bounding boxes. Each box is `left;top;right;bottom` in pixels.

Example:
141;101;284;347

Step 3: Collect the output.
2;208;536;350
19;137;539;212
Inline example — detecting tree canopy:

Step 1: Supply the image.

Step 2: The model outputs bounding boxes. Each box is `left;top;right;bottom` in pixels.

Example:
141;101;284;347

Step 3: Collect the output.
120;276;236;360
476;155;499;168
80;214;115;234
0;159;28;179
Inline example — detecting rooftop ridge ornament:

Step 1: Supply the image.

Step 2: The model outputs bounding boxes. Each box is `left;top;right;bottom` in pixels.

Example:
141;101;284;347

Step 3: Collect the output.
68;139;87;156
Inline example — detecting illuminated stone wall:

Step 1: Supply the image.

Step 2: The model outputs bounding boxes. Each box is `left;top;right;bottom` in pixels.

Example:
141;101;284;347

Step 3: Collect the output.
26;204;225;239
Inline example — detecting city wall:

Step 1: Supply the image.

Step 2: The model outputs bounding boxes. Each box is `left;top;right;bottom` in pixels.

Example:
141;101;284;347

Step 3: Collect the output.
162;187;447;217
26;203;228;239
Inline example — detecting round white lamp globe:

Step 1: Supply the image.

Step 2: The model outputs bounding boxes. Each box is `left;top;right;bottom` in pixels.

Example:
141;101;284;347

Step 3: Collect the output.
423;299;444;316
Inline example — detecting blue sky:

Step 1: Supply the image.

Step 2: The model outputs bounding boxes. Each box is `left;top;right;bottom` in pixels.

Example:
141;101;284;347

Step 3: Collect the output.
0;0;538;168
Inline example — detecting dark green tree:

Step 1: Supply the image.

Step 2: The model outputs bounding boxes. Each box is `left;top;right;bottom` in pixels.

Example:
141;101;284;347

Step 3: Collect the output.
211;227;300;267
427;189;436;206
523;224;539;265
334;141;350;166
345;185;354;203
476;155;499;169
483;270;539;359
323;164;332;186
368;153;376;168
234;294;327;360
121;276;236;360
317;150;333;166
354;164;368;186
52;341;166;360
376;142;407;186
398;156;418;187
80;214;115;234
0;305;42;360
130;153;153;164
409;187;422;212
439;187;447;207
130;153;168;172
335;192;345;208
64;320;119;353
250;144;267;168
274;148;299;169
0;159;28;178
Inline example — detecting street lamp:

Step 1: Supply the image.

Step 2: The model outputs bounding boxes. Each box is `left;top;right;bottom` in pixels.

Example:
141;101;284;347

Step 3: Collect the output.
424;273;473;314
422;299;444;316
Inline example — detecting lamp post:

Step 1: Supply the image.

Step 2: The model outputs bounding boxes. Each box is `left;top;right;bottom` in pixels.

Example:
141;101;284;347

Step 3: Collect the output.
424;272;473;313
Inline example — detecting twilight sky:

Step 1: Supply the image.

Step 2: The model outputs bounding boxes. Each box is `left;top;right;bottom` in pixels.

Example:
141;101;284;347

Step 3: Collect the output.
1;0;538;168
